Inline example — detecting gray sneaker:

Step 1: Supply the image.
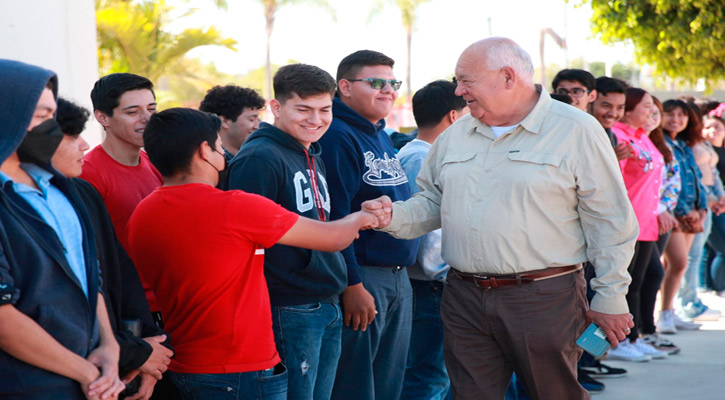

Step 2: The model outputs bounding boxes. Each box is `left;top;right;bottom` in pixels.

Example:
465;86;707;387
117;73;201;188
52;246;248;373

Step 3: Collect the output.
641;333;680;355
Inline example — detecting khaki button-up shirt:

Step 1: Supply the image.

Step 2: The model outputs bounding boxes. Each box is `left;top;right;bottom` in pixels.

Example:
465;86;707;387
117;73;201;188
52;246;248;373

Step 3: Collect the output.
382;87;638;314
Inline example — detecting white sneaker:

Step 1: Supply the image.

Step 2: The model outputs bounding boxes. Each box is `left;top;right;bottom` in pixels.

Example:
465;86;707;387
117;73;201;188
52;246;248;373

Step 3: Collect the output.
607;340;651;362
657;310;677;334
633;338;668;359
673;313;702;330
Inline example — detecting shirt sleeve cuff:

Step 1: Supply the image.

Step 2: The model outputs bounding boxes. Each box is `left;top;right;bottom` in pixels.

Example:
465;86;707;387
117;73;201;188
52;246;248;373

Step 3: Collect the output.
589;294;630;315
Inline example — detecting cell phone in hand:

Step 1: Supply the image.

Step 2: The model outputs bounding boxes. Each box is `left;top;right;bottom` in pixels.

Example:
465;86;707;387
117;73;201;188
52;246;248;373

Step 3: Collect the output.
576;322;611;357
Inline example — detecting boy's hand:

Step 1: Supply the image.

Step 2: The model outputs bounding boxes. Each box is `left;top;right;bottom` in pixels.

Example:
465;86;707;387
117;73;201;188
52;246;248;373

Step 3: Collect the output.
614;142;634;161
342;283;377;331
357;210;379;230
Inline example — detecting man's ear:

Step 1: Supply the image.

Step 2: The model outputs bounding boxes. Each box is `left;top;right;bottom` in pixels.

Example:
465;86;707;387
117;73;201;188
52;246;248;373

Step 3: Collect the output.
448;109;459;124
269;99;282;118
220;117;231;130
337;79;352;98
94;110;110;128
198;140;212;162
501;67;516;88
587;89;598;105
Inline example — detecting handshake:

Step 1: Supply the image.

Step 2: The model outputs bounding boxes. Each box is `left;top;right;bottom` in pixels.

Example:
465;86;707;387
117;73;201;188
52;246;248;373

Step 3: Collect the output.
358;195;394;230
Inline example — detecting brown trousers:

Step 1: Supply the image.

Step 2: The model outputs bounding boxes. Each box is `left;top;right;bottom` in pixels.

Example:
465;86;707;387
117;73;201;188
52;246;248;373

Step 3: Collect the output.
441;269;589;400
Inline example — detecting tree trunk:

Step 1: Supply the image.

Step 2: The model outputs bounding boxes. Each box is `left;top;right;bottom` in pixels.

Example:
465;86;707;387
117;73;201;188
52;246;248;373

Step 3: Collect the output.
406;28;412;104
265;3;276;102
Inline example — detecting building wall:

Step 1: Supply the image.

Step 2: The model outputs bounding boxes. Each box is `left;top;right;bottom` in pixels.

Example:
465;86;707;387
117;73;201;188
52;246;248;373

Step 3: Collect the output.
1;0;102;146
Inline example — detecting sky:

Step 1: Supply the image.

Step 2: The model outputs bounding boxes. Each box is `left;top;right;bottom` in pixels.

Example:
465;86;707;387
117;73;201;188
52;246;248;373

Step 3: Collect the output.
175;0;635;92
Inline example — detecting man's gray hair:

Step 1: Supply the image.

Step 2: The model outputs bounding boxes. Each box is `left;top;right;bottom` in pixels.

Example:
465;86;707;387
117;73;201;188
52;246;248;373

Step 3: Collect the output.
485;39;535;85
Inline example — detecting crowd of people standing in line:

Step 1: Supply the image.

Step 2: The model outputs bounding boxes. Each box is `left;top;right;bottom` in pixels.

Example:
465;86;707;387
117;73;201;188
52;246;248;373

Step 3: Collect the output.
1;36;723;400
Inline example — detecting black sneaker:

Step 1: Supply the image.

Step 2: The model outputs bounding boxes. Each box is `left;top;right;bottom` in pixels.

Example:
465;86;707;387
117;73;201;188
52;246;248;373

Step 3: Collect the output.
577;370;605;394
579;360;627;378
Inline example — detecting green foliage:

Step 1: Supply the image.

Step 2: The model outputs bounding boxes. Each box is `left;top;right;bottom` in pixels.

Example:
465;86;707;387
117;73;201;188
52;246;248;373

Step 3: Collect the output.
584;0;725;89
96;0;236;83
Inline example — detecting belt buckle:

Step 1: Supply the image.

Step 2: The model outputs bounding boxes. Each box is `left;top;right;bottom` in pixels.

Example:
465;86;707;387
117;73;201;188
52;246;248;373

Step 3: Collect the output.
473;275;496;289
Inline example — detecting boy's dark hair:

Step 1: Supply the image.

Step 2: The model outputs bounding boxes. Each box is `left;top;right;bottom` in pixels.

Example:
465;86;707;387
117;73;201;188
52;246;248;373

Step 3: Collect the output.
336;50;395;83
199;85;266;121
273;64;336;103
595;76;628;96
552;69;596;91
412;80;467;128
91;73;155;116
56;97;90;136
663;99;703;146
144;108;221;177
550;93;573;105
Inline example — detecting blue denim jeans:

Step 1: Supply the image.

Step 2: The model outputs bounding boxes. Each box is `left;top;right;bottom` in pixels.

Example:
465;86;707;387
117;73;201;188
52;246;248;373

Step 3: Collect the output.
402;279;451;400
169;364;287;400
272;302;342;400
706;211;725;291
679;208;712;309
331;266;413;400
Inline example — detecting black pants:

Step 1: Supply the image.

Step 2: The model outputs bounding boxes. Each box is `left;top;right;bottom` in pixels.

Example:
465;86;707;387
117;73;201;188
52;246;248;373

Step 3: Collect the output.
639;242;666;335
626;241;656;341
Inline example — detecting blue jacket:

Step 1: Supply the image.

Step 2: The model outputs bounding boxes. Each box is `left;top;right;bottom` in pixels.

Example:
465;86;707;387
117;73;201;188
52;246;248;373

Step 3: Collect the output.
0;59;100;398
667;136;707;216
227;122;347;306
318;98;419;285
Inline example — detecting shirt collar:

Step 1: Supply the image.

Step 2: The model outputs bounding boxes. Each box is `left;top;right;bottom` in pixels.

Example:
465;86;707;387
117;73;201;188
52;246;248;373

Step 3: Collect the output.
613;121;647;139
469;85;549;138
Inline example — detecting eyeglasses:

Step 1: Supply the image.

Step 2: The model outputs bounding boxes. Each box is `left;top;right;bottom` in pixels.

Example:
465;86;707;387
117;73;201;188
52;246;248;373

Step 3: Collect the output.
555;87;590;98
347;78;402;91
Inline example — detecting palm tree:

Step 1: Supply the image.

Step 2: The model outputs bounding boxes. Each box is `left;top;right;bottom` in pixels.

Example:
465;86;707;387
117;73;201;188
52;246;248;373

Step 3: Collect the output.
370;0;431;102
96;0;237;84
259;0;335;100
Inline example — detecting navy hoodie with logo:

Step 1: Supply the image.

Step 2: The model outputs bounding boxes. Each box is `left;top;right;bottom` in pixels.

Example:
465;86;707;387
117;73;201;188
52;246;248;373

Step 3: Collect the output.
319;98;419;286
226;122;347;306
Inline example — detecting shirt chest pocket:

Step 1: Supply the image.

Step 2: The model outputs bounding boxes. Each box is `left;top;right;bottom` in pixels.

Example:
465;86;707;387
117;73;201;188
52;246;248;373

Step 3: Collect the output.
505;151;565;190
438;152;478;192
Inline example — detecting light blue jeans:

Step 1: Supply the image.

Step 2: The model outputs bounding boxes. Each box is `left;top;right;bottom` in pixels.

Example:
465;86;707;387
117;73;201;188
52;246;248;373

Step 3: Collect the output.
272;302;342;400
679;207;712;312
170;364;287;400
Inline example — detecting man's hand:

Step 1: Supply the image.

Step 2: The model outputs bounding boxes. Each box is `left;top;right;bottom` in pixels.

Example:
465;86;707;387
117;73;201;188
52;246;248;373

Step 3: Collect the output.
126;373;158;400
86;344;125;399
586;310;634;347
361;195;393;228
342;283;377;331
657;211;678;235
139;334;173;380
614;142;634;161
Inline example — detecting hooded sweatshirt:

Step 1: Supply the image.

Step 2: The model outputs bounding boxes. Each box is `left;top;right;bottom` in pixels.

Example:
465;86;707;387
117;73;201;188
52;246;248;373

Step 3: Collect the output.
226;122;347;306
318;98;419;286
0;59;102;397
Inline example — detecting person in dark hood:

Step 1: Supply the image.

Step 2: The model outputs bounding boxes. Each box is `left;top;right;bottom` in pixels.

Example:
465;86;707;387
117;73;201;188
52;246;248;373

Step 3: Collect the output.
225;63;345;400
54;97;174;400
0;59;125;399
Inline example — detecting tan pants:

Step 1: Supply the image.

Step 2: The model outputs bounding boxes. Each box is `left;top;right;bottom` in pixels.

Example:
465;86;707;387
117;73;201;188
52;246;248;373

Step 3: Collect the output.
441;269;589;400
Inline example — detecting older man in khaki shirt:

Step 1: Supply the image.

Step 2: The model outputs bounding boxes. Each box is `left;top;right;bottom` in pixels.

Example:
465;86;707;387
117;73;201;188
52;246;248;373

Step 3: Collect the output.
365;38;638;399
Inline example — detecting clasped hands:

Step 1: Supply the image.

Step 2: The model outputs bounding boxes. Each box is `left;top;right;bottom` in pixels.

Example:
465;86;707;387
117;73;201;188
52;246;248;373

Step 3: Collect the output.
360;195;393;229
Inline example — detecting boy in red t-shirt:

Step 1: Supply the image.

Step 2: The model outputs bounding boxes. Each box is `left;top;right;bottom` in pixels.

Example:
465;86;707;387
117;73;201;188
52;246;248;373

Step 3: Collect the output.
127;108;380;399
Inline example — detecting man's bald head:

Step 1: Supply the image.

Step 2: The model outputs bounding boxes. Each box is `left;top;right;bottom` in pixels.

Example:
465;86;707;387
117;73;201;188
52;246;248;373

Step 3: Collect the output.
460;38;535;87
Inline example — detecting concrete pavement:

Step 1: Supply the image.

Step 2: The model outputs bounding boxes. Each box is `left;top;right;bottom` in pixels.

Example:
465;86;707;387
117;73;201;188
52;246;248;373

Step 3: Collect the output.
595;291;725;400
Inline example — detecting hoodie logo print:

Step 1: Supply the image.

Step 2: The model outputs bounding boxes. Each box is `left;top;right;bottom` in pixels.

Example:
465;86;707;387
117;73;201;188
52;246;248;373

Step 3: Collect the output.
362;151;408;187
294;170;331;214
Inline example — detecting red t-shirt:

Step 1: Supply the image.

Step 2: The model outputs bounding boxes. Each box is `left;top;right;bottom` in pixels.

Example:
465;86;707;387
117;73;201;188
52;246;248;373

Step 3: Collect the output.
80;145;163;309
127;183;299;374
